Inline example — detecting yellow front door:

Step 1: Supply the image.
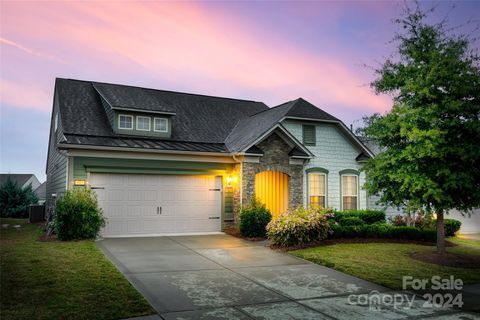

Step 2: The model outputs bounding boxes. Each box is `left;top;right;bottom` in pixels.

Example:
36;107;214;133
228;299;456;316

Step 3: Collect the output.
254;171;289;219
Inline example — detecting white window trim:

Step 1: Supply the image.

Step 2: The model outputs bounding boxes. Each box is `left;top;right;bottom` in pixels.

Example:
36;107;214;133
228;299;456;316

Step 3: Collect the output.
136;116;151;131
118;114;133;130
308;172;327;208
153;117;168;133
54;113;58;132
341;174;359;210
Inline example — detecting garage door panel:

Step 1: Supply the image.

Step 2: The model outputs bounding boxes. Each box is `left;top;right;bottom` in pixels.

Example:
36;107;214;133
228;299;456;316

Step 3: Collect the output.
92;173;222;236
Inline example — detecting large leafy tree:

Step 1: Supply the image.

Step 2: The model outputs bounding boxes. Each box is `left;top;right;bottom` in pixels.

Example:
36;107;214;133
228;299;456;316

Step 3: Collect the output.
362;4;480;254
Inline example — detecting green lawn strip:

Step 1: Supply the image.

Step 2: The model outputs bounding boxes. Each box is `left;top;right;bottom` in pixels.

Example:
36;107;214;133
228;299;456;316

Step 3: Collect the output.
447;237;480;252
0;218;154;320
290;241;480;290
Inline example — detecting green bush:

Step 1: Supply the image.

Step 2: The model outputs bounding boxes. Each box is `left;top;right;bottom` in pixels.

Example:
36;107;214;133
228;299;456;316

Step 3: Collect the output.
334;209;385;225
444;219;462;237
339;216;365;226
54;188;106;241
330;223;436;242
239;198;272;238
267;207;331;247
0;177;38;218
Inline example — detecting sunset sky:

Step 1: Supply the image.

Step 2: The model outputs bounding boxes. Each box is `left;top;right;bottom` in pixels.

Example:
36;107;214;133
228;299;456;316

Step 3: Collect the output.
1;1;478;181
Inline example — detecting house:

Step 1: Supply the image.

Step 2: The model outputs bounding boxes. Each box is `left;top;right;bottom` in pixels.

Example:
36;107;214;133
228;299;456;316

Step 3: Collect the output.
46;78;374;237
34;181;47;204
0;174;41;190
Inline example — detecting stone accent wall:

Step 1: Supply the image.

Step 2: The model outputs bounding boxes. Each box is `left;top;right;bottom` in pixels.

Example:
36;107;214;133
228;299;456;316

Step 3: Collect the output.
234;132;304;222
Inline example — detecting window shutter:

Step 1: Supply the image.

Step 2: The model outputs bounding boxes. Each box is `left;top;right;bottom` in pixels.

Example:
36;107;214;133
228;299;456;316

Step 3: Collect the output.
303;125;316;146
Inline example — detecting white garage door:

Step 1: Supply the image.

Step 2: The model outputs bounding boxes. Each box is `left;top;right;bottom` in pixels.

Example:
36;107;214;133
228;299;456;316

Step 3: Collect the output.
90;173;222;237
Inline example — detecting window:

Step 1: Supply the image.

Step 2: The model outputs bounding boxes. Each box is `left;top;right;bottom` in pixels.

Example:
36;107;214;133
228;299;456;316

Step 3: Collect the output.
308;172;326;208
303;125;316;146
342;175;358;210
154;117;168;132
118;114;133;130
136;116;151;131
54;113;58;131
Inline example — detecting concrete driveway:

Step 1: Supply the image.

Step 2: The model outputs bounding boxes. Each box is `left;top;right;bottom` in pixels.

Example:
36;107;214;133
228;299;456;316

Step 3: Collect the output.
97;235;475;320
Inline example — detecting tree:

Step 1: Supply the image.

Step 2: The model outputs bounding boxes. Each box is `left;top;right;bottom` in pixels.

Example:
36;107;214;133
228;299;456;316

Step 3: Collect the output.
362;4;480;254
0;177;39;218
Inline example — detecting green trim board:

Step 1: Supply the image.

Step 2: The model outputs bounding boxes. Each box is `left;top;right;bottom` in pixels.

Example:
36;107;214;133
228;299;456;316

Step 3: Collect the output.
339;169;360;176
306;167;329;174
73;156;233;179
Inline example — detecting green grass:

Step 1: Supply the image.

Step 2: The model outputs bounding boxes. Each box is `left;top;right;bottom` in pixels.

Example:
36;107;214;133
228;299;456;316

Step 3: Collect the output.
290;238;480;290
0;218;154;320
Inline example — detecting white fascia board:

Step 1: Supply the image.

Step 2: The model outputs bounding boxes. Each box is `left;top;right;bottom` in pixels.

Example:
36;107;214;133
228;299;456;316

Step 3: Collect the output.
241;123;314;158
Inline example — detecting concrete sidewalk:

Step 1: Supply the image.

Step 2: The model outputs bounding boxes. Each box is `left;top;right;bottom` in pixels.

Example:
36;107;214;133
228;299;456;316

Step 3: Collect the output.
97;235;479;320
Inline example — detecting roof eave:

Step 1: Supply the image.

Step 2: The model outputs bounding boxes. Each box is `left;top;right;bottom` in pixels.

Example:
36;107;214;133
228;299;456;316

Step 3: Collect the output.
57;143;232;157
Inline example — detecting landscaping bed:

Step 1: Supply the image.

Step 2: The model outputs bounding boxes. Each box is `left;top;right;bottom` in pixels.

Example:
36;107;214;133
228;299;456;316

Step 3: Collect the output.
0;218;154;320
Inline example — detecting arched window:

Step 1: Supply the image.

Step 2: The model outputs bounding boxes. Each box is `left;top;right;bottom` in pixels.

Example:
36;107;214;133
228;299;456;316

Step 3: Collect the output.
306;168;328;208
340;169;359;210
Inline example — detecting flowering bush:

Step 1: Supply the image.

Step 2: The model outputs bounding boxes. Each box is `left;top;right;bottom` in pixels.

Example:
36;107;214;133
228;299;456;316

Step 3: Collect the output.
389;214;407;226
266;207;331;247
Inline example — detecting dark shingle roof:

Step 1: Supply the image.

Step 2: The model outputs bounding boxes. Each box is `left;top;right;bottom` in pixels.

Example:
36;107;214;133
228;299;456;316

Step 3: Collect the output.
225;98;340;152
0;174;35;186
55;79;345;155
289;147;310;157
56;79;269;149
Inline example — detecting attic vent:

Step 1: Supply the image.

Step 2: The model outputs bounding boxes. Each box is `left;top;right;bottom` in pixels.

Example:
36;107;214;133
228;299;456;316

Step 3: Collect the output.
302;125;316;146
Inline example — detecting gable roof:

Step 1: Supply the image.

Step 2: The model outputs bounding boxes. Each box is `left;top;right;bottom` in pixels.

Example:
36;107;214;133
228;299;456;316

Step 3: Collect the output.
226;98;341;152
0;174;36;187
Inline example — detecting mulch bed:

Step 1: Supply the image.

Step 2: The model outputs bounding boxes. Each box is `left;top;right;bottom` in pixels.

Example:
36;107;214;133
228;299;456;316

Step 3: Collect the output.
410;251;480;268
223;226;266;242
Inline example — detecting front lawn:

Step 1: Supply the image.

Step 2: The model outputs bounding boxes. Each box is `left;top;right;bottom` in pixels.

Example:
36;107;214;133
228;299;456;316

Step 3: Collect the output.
0;218;154;320
290;238;480;290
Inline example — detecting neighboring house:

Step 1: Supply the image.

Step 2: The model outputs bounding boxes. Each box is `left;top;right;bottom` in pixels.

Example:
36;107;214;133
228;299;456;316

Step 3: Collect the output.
46;78;374;237
34;181;47;204
0;174;41;190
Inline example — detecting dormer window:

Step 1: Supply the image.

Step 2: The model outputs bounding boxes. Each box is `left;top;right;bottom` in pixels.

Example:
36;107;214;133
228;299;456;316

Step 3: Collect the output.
118;114;133;130
154;117;168;132
136;116;151;131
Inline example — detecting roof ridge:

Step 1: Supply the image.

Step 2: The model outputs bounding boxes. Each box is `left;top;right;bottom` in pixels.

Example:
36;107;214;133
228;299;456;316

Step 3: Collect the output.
57;78;266;105
247;99;296;117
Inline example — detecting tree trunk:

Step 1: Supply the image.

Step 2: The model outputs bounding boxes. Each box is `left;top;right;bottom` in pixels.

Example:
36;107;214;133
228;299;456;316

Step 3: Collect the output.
436;211;446;254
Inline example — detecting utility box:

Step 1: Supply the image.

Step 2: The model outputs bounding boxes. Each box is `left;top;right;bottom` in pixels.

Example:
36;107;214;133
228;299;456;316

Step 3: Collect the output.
29;205;45;223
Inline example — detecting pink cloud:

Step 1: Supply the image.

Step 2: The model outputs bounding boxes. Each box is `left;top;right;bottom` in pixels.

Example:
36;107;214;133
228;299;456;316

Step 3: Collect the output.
0;78;51;111
0;1;390;113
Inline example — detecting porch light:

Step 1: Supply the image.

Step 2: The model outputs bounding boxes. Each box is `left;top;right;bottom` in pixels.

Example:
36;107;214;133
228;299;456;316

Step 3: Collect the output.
226;176;233;188
74;179;86;186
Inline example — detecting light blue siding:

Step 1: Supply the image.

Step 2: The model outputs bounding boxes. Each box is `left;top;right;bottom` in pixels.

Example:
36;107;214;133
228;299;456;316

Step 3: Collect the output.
282;119;367;210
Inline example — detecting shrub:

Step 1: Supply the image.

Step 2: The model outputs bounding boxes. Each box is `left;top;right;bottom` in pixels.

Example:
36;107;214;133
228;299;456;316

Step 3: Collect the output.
444;219;462;237
339;216;364;226
334;210;386;225
267;207;331;247
54;188;106;241
239;198;272;238
329;223;436;242
0;177;38;218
